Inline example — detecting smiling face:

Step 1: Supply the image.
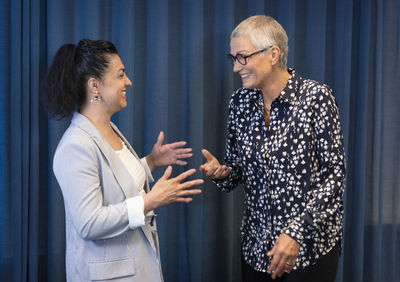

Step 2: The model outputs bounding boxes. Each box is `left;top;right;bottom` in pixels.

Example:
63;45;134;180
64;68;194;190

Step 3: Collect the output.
230;36;273;90
97;54;132;114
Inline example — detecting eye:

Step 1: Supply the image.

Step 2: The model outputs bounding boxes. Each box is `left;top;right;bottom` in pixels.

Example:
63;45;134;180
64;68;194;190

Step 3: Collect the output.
118;69;126;78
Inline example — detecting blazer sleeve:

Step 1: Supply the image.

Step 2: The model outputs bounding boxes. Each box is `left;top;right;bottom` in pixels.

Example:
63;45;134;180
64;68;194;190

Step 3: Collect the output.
53;135;130;241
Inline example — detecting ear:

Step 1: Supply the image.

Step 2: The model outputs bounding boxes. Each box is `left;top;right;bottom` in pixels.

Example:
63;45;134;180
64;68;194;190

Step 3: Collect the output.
270;46;281;66
87;77;100;94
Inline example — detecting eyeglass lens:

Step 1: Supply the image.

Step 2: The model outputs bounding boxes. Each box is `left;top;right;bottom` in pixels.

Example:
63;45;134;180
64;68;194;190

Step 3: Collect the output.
228;54;246;65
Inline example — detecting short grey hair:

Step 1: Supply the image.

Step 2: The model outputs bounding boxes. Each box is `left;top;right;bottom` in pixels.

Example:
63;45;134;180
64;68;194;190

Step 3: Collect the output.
231;15;288;68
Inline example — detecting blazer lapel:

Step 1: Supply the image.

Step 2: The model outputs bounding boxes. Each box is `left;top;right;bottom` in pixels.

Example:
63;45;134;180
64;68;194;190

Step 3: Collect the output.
111;123;154;193
71;113;138;198
110;123;140;159
111;122;158;252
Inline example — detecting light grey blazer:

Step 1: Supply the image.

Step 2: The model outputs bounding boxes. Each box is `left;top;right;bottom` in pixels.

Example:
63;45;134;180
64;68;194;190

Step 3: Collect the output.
53;112;163;282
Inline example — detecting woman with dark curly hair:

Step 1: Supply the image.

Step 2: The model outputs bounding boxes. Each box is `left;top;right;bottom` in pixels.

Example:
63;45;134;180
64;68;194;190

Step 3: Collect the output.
45;39;203;282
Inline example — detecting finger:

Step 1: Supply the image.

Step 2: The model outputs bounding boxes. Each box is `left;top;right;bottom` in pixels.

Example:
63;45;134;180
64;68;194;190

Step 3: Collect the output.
267;252;279;274
201;149;215;162
175;168;197;181
200;162;218;176
180;179;204;189
176;152;193;159
156;131;164;146
274;260;289;278
199;162;213;173
213;165;229;179
174;160;188;166
167;141;188;149
161;165;173;180
267;244;277;257
212;166;224;179
220;167;232;178
285;261;295;273
268;258;282;279
285;256;297;272
174;197;193;203
174;148;193;155
268;260;277;276
206;165;219;178
179;188;202;196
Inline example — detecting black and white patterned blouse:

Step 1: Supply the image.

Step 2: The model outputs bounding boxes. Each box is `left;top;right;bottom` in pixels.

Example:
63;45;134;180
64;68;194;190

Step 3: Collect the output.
214;69;346;272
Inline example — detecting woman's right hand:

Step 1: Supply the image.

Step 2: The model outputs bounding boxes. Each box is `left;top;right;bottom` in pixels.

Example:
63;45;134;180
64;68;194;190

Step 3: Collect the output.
143;166;203;214
199;149;232;180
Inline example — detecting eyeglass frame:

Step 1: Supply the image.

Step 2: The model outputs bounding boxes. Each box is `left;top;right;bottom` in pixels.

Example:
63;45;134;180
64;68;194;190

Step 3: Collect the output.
227;46;273;66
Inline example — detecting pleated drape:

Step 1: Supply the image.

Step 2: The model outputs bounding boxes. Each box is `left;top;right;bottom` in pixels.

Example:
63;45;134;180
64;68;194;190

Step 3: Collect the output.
0;0;399;281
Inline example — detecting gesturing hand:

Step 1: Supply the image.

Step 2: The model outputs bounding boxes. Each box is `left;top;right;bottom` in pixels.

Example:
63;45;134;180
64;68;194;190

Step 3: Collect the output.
267;233;300;279
143;166;203;213
146;131;193;171
199;149;232;180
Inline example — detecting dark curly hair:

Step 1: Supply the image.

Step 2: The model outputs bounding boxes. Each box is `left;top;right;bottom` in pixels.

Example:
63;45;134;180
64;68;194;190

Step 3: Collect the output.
44;39;118;119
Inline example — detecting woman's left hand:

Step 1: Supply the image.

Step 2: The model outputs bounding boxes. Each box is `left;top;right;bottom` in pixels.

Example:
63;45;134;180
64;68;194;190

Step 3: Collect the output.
267;233;300;279
146;131;193;171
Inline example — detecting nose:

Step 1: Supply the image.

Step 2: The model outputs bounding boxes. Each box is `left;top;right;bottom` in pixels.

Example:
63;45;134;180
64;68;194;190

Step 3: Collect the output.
233;60;241;73
125;74;133;88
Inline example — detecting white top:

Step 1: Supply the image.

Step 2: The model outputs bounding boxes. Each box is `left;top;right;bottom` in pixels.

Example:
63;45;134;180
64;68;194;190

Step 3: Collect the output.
115;141;152;229
115;142;146;194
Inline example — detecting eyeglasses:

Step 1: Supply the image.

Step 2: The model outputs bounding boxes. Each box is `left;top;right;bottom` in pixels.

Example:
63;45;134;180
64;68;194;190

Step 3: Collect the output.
227;46;272;66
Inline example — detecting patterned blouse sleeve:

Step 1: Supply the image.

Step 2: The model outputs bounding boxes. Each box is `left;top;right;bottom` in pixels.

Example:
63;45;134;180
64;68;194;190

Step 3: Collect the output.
212;90;243;192
283;85;346;244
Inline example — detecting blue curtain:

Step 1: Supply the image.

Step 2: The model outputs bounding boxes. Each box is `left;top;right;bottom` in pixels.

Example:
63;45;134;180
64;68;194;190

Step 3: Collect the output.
0;0;399;281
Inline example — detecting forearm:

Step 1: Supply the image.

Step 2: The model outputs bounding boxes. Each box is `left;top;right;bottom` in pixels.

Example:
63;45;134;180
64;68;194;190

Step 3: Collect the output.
73;202;131;240
283;162;345;243
142;192;160;214
145;155;156;171
141;157;155;182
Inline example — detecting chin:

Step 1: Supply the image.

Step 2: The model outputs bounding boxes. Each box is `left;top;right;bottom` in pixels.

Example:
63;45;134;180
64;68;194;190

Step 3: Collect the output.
242;79;256;89
243;83;254;89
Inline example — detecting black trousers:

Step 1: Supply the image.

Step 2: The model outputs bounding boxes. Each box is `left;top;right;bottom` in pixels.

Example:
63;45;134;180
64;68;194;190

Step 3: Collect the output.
241;243;340;282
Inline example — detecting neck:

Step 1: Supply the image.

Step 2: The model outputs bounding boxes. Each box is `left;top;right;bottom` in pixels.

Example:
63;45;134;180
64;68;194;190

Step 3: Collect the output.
80;104;113;131
261;67;290;105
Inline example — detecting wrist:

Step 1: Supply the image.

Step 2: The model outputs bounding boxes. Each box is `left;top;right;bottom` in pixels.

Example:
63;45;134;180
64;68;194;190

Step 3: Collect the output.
146;155;156;171
143;192;158;214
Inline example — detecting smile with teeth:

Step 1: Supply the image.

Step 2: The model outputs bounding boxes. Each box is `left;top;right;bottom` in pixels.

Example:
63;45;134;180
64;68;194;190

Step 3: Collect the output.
240;73;251;79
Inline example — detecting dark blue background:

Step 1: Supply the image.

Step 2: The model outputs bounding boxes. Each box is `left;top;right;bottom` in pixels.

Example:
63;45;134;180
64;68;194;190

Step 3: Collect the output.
0;0;399;281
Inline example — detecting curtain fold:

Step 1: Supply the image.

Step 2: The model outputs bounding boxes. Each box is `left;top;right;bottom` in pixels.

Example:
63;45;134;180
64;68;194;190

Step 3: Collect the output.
0;0;399;281
0;0;11;280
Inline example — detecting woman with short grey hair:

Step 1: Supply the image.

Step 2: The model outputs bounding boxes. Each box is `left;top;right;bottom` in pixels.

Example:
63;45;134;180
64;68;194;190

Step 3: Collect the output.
201;15;345;282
